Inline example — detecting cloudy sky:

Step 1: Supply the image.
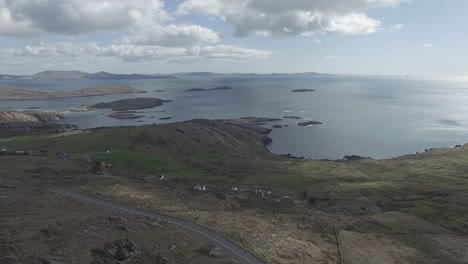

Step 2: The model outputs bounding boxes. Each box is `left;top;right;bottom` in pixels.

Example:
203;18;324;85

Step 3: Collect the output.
0;0;466;76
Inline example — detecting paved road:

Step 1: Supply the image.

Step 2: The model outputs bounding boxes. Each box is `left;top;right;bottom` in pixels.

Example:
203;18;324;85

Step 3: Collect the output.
49;188;268;264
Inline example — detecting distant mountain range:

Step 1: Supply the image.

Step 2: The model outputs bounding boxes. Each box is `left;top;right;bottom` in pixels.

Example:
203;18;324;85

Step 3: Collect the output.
0;70;326;81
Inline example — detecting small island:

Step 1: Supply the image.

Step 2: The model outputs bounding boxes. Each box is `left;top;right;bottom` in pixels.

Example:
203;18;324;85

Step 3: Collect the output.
89;97;171;119
283;116;302;119
185;86;231;92
291;89;315;93
106;112;145;120
298;121;323;126
89;98;171;111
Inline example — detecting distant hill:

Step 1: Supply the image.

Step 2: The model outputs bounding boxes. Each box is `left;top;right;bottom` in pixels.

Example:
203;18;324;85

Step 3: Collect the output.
87;71;176;80
29;70;89;80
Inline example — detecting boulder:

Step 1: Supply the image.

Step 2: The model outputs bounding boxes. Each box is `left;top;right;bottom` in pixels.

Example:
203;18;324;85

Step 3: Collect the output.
99;239;136;261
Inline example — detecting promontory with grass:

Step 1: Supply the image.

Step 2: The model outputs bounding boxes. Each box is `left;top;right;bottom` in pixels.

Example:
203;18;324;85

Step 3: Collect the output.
0;85;146;101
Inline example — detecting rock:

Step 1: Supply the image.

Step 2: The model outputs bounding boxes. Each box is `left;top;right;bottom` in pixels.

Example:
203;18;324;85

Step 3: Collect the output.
208;247;227;258
99;239;136;261
115;248;130;261
290;89;315;92
298;121;322;126
170;244;177;250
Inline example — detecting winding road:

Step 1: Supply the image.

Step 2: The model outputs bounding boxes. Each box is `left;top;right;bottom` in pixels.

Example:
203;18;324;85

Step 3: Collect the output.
49;188;268;264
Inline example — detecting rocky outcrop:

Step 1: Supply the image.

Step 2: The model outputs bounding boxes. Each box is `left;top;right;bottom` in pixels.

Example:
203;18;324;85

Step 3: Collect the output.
90;98;171;111
98;239;137;261
0;110;64;122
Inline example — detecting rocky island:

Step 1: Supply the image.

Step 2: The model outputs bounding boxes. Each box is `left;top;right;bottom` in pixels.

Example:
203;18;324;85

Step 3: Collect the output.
298;121;323;126
290;89;315;92
185;86;231;92
283;116;302;119
89;98;171;119
0;85;146;101
89;98;171;111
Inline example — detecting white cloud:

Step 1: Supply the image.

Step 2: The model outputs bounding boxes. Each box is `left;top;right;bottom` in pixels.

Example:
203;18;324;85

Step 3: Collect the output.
313;39;321;44
0;0;170;37
389;23;404;32
324;55;337;59
422;43;435;48
0;41;271;65
177;0;406;37
122;24;220;47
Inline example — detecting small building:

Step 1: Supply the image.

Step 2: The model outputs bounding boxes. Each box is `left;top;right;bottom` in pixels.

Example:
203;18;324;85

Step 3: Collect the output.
0;148;7;155
156;174;165;181
231;186;239;191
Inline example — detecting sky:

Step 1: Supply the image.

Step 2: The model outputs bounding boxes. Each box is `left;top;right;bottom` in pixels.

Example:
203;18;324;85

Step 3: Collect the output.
0;0;467;77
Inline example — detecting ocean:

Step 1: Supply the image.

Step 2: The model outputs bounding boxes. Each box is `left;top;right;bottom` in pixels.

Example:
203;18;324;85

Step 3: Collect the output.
2;74;468;160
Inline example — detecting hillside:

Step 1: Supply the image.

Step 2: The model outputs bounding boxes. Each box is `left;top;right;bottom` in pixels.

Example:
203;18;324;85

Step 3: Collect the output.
1;120;468;263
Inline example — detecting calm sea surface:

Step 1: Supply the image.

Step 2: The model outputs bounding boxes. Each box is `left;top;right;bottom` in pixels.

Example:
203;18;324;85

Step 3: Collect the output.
2;75;468;160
